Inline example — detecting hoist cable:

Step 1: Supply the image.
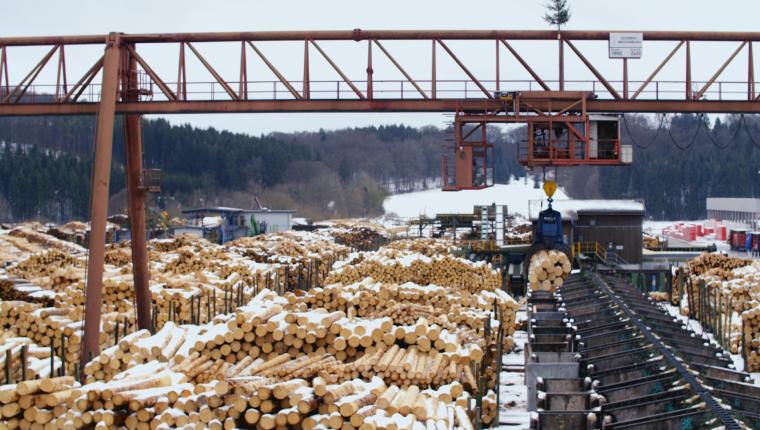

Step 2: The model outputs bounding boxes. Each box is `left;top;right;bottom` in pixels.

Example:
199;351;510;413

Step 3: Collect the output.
621;113;665;149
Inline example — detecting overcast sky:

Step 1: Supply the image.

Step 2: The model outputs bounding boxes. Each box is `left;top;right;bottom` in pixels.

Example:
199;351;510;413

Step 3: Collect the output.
2;0;759;134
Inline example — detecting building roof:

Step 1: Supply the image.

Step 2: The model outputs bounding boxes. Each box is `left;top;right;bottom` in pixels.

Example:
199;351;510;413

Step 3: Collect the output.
706;197;760;213
182;207;295;215
529;199;645;220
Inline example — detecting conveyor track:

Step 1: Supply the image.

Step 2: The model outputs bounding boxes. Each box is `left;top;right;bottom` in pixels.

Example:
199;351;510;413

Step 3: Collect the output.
526;271;760;429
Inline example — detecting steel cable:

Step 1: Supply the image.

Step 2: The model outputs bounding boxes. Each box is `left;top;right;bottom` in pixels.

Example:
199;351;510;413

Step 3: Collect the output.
665;113;702;151
621;113;665;149
741;114;760;149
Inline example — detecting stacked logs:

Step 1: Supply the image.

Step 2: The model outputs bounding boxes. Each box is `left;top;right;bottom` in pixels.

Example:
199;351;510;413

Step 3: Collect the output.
384;239;455;256
683;255;760;370
327;250;501;294
8;225;86;255
285;280;518;337
527;249;571;292
227;231;350;290
0;336;62;381
6;249;82;281
21;307;135;375
742;301;760;371
328;224;390;252
0;376;78;429
686;253;750;276
0;278;55;306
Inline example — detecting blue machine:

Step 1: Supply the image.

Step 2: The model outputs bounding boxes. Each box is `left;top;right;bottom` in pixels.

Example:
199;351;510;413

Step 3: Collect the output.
524;199;572;272
534;202;564;249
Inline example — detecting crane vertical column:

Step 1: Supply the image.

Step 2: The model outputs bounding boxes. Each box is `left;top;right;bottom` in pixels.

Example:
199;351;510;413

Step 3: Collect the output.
124;43;153;333
81;33;122;366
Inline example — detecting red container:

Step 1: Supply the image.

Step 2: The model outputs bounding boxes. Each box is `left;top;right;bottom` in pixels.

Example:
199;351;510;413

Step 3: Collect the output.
730;230;747;250
716;225;726;241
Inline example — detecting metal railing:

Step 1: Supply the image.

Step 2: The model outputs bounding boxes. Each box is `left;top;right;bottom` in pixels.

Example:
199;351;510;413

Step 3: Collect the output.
3;78;758;104
573;241;607;263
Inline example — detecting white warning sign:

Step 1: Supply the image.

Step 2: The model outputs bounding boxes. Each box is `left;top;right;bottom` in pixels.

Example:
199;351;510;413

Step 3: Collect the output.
609;32;643;59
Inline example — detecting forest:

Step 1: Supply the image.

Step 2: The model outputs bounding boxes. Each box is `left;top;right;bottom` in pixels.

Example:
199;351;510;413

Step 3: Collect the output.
0;113;758;222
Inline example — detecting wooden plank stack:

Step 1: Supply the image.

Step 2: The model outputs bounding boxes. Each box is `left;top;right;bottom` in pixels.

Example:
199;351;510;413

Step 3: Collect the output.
527;249;571;292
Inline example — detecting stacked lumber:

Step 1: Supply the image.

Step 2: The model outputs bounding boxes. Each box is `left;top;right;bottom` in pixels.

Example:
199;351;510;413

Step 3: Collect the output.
0;376;78;429
327;250;501;294
527;249;571;292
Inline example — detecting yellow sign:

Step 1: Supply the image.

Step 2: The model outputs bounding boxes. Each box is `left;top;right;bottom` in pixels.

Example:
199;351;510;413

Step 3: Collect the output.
543;180;557;198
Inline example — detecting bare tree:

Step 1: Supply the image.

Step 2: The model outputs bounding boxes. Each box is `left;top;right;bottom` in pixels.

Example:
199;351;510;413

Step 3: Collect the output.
543;0;571;31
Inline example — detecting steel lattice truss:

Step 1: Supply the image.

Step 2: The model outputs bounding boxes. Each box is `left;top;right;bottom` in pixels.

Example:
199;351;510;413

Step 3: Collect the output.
1;30;760;116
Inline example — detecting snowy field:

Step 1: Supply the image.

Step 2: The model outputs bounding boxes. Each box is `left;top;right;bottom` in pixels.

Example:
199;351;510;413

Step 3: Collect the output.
383;179;568;219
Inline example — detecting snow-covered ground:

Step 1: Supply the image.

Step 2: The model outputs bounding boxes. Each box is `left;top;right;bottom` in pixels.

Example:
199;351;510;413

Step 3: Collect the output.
383;179;568;219
500;310;529;429
662;303;760;385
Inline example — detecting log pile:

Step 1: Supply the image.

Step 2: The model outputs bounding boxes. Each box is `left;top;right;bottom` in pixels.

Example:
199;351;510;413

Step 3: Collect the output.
683;255;760;371
0;234;46;266
527;249;571;292
0;278;55;306
71;283;506;426
0;375;78;429
328;224;390;252
7;225;86;255
227;231;350;290
385;239;455;256
742;301;760;371
686;253;750;277
327;250;501;294
285;279;518;336
0;335;62;381
1;228;513;429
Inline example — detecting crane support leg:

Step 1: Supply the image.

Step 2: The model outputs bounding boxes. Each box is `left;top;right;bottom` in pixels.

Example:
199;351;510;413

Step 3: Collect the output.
124;114;152;332
81;33;121;367
124;43;153;334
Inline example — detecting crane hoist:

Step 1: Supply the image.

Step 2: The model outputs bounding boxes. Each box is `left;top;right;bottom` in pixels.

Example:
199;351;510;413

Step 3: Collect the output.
441;91;632;261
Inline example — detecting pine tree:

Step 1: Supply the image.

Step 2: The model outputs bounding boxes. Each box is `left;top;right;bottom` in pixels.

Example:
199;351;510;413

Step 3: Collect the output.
543;0;571;31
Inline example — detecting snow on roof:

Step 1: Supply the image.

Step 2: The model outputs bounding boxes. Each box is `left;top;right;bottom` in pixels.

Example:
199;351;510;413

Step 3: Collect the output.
528;199;645;220
183;207;295;214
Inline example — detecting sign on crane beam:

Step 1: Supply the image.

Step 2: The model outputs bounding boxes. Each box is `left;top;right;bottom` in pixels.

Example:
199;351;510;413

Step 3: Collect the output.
609;32;643;59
